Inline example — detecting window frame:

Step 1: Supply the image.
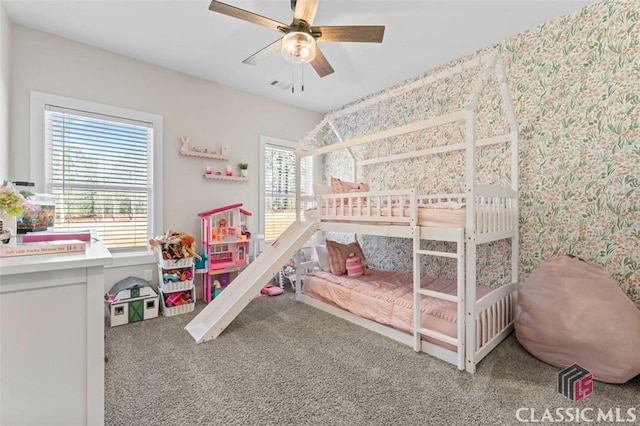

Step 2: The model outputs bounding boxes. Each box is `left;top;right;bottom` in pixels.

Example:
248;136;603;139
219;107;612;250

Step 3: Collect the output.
259;135;316;243
30;91;163;265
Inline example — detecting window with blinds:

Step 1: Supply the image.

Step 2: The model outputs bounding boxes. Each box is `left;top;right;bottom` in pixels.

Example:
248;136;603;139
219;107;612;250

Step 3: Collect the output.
44;105;154;251
263;143;312;242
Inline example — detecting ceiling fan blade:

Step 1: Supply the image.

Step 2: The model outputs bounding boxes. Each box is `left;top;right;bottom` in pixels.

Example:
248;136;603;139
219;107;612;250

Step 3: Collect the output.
313;26;385;43
310;47;334;78
294;0;320;25
209;1;287;32
242;38;283;65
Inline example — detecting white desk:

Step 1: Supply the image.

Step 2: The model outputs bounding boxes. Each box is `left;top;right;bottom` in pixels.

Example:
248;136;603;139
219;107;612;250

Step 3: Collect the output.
0;240;112;426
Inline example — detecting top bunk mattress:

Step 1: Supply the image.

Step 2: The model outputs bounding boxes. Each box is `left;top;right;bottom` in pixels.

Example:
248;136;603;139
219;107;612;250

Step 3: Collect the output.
304;202;467;228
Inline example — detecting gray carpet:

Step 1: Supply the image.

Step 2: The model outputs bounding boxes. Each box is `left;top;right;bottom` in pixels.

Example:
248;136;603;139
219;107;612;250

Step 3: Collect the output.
105;291;639;425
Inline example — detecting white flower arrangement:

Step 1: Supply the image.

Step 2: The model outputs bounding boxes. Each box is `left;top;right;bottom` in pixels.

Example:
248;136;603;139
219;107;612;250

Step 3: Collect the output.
0;181;32;216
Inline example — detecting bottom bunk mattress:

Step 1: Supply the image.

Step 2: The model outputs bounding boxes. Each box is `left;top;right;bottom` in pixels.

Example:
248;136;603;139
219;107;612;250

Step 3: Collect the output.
303;269;492;350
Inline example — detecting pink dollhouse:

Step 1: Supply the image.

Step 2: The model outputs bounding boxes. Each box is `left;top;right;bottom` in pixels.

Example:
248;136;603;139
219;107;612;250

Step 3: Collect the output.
198;203;254;303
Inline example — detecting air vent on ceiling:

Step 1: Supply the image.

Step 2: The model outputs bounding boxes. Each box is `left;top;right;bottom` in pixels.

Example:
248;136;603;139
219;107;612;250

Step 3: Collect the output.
270;80;292;91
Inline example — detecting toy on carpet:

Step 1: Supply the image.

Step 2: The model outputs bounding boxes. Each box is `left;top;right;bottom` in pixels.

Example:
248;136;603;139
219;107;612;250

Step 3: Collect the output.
104;276;159;327
260;283;283;297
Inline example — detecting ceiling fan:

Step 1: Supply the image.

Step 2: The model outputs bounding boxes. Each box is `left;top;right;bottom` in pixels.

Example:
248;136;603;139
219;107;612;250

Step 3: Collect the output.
208;0;385;77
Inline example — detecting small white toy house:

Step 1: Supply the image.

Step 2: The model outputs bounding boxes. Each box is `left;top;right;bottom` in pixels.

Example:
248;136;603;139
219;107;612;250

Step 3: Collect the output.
105;276;159;327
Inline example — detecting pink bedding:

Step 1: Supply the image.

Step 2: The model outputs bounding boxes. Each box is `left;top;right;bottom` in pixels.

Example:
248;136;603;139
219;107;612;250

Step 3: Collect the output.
304;269;492;350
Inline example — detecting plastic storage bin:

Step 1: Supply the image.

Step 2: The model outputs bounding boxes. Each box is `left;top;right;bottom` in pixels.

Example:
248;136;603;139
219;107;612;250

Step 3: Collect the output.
157;252;194;269
159;284;195;317
157;264;195;293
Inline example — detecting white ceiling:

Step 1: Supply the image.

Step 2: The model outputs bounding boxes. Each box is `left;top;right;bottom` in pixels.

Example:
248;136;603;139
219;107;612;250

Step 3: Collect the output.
4;0;595;113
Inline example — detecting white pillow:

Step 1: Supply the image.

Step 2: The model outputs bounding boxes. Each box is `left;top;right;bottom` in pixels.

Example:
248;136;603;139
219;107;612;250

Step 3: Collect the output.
313;184;332;197
314;245;331;272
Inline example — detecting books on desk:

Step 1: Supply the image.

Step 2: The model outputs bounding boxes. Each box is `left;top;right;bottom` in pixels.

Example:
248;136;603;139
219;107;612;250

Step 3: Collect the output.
22;230;92;243
0;239;87;258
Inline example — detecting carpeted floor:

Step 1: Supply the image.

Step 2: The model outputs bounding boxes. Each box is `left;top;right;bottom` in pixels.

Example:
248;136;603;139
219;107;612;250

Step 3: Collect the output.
105;291;639;425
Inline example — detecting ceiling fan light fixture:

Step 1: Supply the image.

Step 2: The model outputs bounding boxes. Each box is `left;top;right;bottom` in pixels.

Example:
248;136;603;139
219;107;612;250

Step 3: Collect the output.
281;31;316;63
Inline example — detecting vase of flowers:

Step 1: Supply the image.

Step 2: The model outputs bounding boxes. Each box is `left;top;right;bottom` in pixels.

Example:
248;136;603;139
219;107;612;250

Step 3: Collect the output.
0;181;32;242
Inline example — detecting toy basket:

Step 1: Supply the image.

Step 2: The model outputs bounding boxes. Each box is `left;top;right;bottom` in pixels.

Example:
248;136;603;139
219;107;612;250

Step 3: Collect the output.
159;285;196;317
159;279;194;293
157;251;194;269
157;265;195;293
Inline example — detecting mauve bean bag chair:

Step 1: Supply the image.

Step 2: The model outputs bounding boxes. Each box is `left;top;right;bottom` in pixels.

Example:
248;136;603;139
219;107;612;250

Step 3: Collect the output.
515;254;640;384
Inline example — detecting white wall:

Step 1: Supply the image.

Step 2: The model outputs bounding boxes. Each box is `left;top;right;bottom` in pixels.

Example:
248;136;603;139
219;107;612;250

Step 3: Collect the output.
9;24;322;290
0;1;9;179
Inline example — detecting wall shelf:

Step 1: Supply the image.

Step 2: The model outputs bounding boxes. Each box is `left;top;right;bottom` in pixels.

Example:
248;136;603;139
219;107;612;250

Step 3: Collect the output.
180;149;228;161
203;174;247;182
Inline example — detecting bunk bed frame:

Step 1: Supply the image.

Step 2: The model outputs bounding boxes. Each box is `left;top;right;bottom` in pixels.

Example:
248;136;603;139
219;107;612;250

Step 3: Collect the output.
293;50;519;373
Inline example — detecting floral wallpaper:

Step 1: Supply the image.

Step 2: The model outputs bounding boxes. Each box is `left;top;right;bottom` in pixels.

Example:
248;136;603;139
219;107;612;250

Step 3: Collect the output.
320;0;639;307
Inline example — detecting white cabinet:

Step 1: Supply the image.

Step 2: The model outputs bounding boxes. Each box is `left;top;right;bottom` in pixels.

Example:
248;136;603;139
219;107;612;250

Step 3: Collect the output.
0;240;112;426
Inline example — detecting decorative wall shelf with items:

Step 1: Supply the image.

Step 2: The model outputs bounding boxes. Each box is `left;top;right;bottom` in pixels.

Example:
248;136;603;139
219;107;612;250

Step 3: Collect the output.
179;136;248;181
150;230;197;317
180;149;228;161
179;135;228;160
198;204;261;304
203;174;248;182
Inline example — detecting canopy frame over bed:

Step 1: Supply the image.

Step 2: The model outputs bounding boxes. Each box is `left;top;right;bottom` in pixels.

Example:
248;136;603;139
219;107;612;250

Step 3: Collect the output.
292;49;519;373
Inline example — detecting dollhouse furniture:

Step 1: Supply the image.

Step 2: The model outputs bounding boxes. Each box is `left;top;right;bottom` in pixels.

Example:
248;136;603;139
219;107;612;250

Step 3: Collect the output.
105;276;159;327
198;203;258;303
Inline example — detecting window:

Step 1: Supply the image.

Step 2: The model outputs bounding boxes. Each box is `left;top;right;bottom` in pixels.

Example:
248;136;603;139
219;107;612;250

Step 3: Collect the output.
260;136;313;242
30;92;163;254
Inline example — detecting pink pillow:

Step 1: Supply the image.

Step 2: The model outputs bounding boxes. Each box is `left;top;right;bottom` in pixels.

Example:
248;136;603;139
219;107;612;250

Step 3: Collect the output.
325;240;370;276
330;177;369;205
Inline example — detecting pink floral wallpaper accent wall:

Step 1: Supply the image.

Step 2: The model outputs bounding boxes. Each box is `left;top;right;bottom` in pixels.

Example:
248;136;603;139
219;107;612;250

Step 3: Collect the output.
321;0;639;307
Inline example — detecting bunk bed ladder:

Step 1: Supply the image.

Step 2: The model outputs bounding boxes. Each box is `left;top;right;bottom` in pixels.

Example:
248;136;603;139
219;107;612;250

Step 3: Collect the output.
413;229;466;370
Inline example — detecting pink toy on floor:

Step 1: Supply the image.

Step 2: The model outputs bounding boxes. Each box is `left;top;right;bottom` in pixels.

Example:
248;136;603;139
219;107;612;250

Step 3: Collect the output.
260;284;283;297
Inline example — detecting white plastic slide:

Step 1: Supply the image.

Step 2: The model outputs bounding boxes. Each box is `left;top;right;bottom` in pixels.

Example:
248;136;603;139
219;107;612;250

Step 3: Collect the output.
185;220;319;343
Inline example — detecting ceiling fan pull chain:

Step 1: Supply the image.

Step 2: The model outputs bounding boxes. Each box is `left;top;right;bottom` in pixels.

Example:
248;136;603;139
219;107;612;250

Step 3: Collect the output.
302;65;305;92
292;63;295;93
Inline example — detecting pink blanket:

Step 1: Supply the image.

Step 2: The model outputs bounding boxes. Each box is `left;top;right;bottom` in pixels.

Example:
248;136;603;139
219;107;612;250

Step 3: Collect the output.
304;269;491;348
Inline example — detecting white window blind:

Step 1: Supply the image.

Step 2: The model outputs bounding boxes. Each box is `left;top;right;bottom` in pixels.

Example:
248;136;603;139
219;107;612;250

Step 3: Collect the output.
44;105;154;251
264;143;312;241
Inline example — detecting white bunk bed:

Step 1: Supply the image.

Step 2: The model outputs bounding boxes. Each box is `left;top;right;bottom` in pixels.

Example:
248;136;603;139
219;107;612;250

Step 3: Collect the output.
292;50;519;373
